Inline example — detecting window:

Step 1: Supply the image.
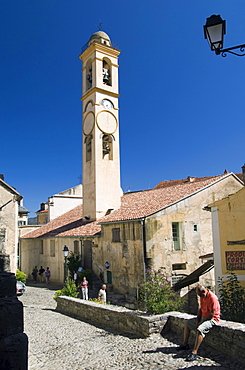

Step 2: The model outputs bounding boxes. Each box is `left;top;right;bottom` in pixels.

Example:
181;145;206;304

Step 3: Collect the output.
74;240;79;254
0;228;6;253
194;224;198;232
39;240;43;254
107;271;112;284
112;228;120;242
18;220;26;226
50;240;55;257
172;263;186;270
172;222;182;251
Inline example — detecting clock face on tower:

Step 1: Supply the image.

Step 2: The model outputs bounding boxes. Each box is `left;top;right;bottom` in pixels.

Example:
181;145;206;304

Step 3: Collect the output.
96;111;117;134
83;112;95;135
101;99;113;110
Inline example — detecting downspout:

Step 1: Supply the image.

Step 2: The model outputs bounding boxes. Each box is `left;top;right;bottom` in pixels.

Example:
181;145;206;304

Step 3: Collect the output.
141;217;147;282
139;217;147;310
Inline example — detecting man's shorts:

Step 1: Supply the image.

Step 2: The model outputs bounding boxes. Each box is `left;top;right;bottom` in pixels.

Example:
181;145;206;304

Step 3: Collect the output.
186;317;217;338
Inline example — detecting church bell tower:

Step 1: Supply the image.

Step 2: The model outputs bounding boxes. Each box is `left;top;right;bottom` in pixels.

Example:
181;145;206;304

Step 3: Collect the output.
79;31;122;220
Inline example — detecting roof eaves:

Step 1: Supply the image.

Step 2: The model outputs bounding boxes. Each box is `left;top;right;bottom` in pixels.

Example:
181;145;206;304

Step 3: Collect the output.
144;175;229;219
99;217;143;225
0;178;22;199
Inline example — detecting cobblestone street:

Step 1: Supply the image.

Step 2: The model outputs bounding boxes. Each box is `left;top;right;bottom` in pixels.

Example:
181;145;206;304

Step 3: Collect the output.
19;283;244;370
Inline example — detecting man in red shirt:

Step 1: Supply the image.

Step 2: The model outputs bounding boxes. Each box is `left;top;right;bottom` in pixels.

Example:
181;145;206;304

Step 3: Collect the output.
177;285;220;361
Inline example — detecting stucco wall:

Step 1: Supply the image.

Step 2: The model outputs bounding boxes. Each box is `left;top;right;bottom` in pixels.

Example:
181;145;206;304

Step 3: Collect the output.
20;237;83;281
145;176;243;288
211;186;245;290
93;221;144;296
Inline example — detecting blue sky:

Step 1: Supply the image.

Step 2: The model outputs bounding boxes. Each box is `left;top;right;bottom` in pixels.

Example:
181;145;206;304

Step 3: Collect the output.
1;1;245;217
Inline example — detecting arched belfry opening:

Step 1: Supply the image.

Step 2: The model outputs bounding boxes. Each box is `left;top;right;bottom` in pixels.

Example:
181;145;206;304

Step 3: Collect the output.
102;58;111;86
85;135;92;162
102;134;113;160
86;59;92;90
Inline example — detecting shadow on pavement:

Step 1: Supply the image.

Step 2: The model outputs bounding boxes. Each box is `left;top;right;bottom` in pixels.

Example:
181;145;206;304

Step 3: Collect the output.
25;279;64;291
161;329;244;370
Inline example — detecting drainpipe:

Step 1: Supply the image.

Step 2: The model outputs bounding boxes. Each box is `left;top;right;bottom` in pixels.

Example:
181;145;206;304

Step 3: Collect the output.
141;218;147;282
140;218;147;310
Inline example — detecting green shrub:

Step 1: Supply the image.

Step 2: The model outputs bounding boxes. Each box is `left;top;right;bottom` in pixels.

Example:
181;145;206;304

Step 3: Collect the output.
89;298;111;305
67;252;83;279
218;271;245;323
139;269;184;315
16;270;26;284
53;279;78;301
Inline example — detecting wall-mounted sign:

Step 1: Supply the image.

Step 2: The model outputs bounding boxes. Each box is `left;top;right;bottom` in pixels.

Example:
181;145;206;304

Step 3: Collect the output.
226;251;245;270
227;240;245;245
105;261;110;269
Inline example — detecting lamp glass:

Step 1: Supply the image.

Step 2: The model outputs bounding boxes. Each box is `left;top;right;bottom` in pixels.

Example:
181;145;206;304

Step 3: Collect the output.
206;24;224;50
62;246;69;257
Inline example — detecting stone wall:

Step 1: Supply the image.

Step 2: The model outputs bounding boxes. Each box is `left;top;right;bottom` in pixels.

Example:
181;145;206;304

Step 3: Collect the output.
0;271;28;370
56;297;245;364
165;312;245;363
56;296;167;337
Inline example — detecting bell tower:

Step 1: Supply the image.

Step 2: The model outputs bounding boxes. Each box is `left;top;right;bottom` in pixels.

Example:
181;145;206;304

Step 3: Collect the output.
79;31;122;220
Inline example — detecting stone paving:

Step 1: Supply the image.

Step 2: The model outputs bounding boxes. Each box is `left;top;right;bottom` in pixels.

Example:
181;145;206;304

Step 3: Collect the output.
19;282;245;370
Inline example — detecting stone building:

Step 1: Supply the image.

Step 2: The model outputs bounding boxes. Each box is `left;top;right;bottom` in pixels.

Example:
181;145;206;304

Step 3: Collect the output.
0;175;23;272
96;173;243;295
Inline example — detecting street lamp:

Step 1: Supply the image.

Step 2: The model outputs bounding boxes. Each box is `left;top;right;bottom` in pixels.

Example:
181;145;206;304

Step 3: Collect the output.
62;245;69;282
204;15;245;57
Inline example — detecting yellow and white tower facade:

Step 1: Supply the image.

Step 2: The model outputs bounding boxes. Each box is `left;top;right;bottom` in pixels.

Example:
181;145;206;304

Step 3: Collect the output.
79;31;122;220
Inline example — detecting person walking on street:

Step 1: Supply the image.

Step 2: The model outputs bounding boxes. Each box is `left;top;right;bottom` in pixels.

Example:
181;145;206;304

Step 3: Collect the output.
177;285;220;361
73;271;78;287
39;266;45;283
98;284;107;303
45;267;51;284
32;266;38;283
81;276;89;300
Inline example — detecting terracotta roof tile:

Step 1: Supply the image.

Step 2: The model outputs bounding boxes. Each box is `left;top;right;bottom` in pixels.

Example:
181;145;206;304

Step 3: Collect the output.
155;173;243;189
101;175;228;223
21;205;101;239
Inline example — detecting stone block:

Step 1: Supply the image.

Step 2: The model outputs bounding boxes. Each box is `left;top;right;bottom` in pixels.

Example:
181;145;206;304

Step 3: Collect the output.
0;333;28;370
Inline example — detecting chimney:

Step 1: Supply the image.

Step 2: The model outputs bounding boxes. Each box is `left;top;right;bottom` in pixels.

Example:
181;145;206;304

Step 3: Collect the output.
242;164;245;184
187;176;195;183
0;174;4;181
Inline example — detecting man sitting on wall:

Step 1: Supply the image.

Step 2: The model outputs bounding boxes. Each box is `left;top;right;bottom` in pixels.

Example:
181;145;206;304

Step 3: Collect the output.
177;285;220;361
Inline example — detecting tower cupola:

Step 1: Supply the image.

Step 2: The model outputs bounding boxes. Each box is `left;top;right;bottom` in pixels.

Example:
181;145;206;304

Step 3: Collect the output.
88;31;112;47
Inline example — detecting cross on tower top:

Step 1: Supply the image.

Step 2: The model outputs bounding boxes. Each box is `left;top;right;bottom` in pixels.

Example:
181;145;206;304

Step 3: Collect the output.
97;21;103;31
